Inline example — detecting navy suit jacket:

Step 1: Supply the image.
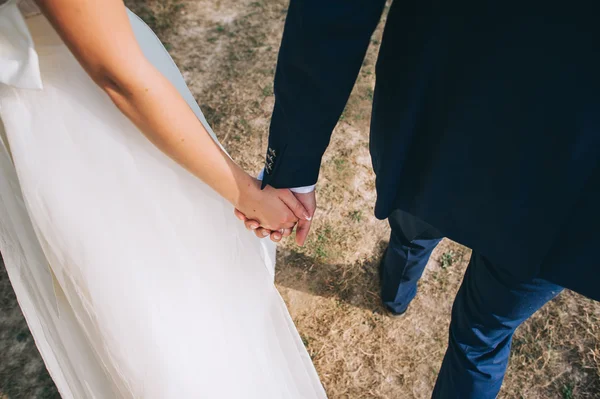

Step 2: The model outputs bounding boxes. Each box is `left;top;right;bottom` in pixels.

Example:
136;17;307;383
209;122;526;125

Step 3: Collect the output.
261;0;600;301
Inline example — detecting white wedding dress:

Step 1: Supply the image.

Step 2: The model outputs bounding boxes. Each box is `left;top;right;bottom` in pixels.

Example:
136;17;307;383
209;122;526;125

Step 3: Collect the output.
0;1;326;397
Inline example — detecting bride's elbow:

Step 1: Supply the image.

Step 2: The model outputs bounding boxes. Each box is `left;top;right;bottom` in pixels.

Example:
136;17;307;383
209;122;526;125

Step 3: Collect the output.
95;73;120;94
89;58;150;99
88;59;155;107
93;67;142;105
92;74;129;111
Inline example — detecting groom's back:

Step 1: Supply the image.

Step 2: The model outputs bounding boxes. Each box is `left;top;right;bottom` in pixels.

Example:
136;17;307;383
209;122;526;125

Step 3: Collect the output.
370;3;600;298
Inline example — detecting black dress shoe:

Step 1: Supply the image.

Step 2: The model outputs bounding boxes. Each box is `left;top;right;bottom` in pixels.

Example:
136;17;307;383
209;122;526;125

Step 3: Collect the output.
384;306;407;318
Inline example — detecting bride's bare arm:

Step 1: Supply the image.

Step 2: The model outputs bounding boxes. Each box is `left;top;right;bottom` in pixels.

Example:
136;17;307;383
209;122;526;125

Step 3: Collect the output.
35;0;309;231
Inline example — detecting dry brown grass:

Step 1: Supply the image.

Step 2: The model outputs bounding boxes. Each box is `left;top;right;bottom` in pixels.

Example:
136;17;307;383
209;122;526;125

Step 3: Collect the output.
125;0;185;46
1;1;598;398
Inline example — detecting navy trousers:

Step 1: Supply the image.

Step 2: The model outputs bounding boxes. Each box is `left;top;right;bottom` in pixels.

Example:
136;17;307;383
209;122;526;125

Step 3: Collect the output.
381;210;443;314
381;211;563;398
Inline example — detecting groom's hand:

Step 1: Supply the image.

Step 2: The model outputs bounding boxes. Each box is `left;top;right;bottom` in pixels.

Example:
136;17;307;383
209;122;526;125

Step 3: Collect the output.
234;190;316;246
292;191;316;246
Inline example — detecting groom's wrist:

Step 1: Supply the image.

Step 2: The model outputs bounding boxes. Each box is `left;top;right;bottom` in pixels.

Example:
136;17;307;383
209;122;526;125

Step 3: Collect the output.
257;168;316;193
290;185;316;194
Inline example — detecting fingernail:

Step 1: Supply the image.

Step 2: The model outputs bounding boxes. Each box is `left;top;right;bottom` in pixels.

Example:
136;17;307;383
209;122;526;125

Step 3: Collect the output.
262;231;269;237
304;214;312;221
250;224;258;230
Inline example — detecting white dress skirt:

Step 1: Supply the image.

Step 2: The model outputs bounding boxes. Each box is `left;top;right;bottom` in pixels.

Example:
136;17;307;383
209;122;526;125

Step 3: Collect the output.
0;2;326;398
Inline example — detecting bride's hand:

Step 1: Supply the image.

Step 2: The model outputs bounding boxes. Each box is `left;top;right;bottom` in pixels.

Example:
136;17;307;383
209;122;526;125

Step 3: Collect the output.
236;179;310;236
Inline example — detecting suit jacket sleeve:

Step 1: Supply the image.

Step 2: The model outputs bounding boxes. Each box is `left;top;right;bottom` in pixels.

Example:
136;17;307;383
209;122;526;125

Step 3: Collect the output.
261;0;386;189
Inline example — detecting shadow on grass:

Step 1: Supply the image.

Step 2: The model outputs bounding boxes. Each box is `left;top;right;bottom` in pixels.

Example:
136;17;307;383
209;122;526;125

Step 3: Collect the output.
275;240;390;314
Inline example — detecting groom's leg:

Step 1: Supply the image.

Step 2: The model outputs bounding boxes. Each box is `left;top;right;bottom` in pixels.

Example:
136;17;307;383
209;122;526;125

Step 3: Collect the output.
431;252;563;399
381;210;443;315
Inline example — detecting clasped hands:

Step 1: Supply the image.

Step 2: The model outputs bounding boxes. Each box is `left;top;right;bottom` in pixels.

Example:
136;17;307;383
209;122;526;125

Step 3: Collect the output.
234;179;316;245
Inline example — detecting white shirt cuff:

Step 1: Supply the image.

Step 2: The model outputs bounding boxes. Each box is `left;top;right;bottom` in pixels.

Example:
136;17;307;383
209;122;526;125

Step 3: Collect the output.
257;168;316;193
